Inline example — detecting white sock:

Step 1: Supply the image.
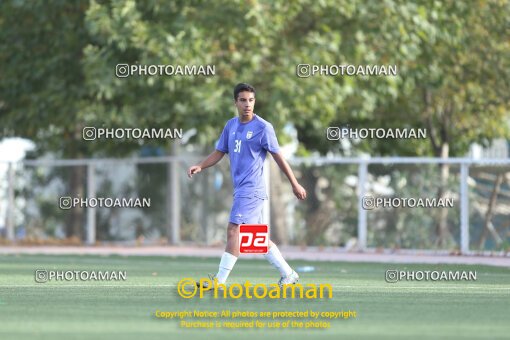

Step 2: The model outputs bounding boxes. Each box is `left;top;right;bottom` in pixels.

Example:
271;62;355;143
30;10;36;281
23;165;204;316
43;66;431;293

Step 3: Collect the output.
216;252;238;284
264;245;293;277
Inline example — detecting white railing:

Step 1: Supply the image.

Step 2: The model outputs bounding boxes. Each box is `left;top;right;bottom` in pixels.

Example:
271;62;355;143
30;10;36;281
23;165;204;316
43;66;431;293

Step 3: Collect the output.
290;157;510;254
2;156;510;255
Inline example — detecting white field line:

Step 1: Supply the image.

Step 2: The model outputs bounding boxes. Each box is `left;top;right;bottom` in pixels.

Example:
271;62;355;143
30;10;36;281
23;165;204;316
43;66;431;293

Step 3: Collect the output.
0;284;509;290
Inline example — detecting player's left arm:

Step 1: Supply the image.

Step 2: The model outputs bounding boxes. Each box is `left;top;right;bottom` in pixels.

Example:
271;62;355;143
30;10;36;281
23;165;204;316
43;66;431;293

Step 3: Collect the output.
270;152;307;200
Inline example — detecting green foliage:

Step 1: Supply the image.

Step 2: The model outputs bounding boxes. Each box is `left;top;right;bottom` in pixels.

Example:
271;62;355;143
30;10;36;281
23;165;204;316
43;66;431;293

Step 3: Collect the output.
1;0;509;157
0;1;91;157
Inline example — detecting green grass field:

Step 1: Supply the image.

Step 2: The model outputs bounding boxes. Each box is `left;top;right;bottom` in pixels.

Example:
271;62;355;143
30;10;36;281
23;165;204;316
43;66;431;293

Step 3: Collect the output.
0;254;509;339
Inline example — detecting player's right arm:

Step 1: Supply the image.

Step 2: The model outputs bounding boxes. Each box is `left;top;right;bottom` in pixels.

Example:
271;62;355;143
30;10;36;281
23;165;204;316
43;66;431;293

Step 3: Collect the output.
188;120;230;178
187;150;225;178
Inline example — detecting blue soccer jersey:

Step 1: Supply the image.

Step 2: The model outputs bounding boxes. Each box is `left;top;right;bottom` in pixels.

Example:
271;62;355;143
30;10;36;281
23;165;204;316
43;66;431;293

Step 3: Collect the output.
215;114;280;199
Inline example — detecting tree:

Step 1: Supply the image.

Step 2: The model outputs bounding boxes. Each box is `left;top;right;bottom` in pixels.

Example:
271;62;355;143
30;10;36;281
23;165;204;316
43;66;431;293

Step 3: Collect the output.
1;0;509;246
262;0;510;246
0;1;92;238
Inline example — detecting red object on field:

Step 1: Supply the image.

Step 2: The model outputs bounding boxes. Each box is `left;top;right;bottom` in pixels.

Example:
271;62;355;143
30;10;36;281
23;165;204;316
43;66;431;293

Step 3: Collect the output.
239;224;269;254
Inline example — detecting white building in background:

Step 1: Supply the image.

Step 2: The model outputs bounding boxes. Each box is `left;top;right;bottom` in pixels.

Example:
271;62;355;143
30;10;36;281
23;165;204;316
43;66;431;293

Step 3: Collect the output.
0;138;35;235
469;139;509;159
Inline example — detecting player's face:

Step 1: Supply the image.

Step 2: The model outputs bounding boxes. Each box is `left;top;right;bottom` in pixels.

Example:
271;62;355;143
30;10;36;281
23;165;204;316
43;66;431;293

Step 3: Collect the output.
235;91;255;122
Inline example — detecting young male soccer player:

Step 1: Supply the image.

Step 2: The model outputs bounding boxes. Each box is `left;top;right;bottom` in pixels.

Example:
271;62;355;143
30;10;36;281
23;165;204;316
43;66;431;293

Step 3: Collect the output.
187;83;307;287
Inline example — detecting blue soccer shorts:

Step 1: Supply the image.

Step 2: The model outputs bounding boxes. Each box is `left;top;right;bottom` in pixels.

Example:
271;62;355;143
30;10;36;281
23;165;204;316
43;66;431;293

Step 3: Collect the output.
229;196;264;225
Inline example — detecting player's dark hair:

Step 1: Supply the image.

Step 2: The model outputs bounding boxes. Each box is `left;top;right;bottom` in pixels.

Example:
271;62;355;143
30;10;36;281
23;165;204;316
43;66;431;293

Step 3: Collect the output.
233;83;256;101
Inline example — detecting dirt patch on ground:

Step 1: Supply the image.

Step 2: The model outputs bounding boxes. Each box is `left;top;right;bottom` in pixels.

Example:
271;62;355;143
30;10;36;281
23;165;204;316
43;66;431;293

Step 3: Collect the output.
1;245;509;267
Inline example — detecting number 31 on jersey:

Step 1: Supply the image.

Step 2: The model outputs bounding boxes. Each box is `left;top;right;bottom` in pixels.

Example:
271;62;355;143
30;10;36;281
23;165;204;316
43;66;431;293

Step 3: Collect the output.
234;139;242;153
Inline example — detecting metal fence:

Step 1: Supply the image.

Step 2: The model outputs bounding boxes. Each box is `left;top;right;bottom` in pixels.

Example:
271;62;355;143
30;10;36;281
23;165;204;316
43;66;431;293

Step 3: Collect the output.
1;156;509;255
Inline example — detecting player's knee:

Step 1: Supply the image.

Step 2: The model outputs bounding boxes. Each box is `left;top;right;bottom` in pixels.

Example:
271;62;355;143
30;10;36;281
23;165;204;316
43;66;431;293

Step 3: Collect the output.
227;223;239;232
226;224;238;239
227;229;236;239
